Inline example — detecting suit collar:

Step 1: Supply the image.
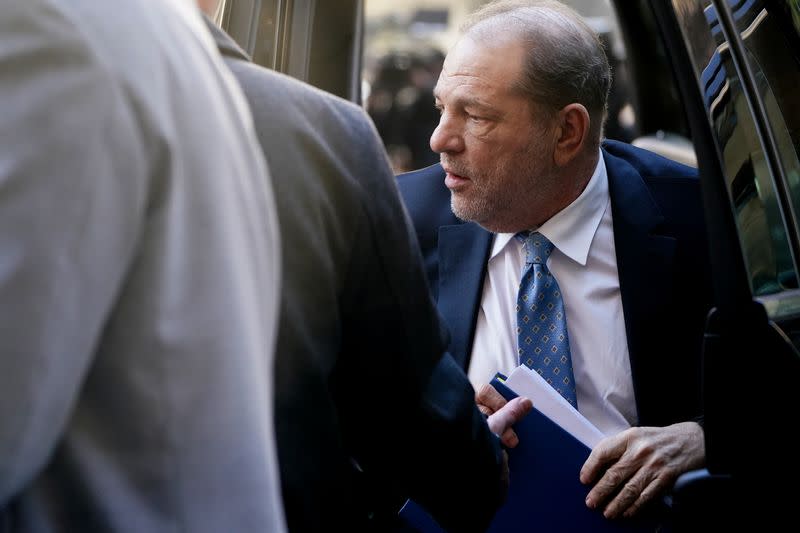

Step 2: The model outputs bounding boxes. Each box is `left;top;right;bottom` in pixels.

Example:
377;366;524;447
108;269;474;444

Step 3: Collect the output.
202;13;251;61
604;147;665;236
538;150;608;267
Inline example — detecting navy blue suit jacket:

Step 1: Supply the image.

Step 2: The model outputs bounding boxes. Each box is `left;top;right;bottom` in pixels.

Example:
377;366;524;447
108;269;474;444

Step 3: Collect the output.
397;140;713;427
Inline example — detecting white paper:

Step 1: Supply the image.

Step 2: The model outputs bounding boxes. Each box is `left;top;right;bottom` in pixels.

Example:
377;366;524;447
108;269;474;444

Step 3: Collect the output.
503;365;605;449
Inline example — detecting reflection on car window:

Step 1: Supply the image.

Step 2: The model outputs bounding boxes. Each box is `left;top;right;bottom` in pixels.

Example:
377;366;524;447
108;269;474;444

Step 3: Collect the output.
673;0;800;296
739;2;800;254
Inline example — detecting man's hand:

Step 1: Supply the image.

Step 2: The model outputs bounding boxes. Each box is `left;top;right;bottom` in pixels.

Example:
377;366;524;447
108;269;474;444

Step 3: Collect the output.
486;395;532;448
580;421;705;519
475;383;533;448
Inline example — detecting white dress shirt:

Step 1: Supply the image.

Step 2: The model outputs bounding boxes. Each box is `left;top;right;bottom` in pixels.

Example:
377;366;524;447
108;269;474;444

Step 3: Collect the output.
468;153;637;435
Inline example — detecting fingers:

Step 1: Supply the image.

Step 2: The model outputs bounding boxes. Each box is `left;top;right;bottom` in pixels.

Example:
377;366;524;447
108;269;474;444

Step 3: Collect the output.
580;431;627;485
614;423;705;519
498;428;519;448
581;429;636;514
621;473;670;519
475;383;508;417
589;464;669;519
487;396;532;448
582;424;703;519
583;459;634;515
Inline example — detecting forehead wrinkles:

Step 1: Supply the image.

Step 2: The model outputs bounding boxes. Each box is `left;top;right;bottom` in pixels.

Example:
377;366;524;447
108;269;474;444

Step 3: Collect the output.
434;70;495;104
435;61;513;106
436;36;525;103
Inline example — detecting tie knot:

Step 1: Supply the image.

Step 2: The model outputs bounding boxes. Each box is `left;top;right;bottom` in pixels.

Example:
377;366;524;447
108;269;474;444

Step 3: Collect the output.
516;231;554;265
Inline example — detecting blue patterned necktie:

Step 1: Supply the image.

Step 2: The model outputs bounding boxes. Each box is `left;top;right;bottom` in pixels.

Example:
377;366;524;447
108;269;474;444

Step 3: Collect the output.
515;231;578;408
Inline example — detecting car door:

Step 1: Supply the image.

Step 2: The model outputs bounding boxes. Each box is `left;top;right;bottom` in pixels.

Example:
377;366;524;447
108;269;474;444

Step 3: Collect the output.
644;0;800;525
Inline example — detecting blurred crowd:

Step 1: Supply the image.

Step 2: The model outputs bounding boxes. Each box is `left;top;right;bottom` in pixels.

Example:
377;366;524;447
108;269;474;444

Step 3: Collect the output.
363;47;445;173
363;29;640;175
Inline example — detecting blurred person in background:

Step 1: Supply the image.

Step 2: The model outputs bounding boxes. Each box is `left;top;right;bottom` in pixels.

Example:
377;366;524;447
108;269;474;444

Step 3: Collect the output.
365;48;444;172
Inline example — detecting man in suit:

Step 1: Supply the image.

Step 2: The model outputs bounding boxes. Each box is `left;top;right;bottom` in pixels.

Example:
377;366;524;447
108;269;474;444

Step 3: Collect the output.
0;0;285;531
397;0;713;522
199;6;532;533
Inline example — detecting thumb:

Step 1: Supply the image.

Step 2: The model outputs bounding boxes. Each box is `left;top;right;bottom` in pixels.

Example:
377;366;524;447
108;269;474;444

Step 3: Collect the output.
487;396;532;436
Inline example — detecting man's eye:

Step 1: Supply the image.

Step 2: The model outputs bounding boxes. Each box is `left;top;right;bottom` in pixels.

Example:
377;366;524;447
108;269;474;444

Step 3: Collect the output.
468;114;485;123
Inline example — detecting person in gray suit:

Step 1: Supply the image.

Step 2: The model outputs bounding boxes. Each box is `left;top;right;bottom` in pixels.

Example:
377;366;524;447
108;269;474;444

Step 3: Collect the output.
198;6;532;533
0;1;285;531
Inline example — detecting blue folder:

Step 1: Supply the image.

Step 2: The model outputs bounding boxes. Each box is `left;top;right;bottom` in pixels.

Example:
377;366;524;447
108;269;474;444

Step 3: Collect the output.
399;374;657;533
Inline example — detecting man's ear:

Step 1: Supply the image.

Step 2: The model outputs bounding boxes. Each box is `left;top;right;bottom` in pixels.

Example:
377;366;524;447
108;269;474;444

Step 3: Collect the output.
553;103;590;167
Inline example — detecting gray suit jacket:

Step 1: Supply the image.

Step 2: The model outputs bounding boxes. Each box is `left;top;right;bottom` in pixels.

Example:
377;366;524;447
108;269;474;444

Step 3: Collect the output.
0;2;284;532
208;20;505;533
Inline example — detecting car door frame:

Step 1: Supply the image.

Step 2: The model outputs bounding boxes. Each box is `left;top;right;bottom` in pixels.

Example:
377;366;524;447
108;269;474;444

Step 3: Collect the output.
643;0;800;525
222;0;364;102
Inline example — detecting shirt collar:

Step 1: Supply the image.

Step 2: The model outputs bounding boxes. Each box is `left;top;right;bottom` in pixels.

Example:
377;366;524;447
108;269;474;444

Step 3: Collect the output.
489;151;609;266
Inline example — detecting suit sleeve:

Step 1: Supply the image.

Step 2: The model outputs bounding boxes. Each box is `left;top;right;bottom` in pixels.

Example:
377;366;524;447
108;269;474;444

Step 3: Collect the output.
0;5;146;502
335;110;504;533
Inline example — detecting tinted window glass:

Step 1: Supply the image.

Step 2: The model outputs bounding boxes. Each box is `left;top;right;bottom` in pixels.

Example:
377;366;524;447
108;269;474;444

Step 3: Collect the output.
672;0;799;295
738;2;800;247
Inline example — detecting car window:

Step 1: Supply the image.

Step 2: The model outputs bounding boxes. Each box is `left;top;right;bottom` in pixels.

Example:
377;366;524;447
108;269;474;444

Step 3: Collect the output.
672;0;800;298
739;1;800;238
250;0;281;69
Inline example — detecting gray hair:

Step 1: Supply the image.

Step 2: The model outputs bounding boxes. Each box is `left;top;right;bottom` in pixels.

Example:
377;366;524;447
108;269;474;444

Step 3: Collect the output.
461;0;611;142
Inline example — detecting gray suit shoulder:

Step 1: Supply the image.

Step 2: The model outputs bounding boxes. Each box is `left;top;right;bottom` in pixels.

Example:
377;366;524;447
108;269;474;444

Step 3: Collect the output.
225;61;398;217
227;60;379;147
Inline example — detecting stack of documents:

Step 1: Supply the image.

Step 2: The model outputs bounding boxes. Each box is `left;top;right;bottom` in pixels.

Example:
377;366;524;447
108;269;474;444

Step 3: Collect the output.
500;364;604;448
400;365;657;533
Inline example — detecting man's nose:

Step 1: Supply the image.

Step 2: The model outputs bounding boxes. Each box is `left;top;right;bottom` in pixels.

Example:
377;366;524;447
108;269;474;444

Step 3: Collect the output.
430;113;464;154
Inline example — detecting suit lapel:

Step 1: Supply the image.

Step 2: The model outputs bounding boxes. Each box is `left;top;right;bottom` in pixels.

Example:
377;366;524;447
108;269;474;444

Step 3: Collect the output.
606;149;676;389
437;223;492;370
203;14;251;61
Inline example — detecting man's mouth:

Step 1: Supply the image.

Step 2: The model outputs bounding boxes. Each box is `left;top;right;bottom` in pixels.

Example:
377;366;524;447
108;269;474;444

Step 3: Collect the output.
443;166;470;190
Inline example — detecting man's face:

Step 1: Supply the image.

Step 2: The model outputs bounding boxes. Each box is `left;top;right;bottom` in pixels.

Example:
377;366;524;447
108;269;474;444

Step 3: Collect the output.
431;35;557;233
